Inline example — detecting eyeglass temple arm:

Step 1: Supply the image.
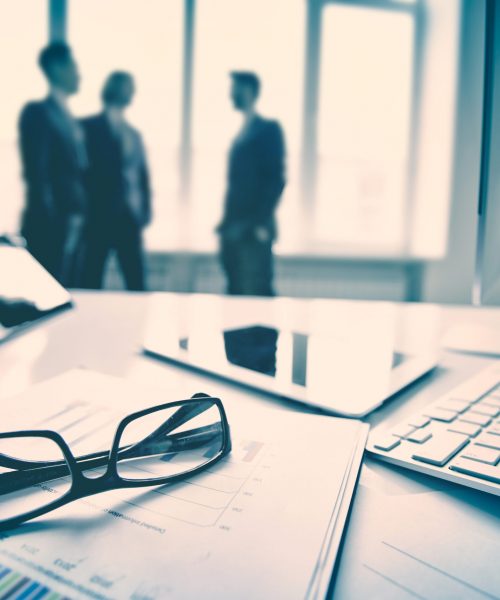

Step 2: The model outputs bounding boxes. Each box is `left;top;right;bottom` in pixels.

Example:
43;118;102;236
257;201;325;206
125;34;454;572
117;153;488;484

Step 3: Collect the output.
123;398;214;459
0;423;222;494
0;398;214;472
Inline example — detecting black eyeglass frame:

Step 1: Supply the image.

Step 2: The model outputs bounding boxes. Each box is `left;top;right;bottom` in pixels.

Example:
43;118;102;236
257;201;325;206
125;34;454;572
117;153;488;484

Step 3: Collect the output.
0;394;231;531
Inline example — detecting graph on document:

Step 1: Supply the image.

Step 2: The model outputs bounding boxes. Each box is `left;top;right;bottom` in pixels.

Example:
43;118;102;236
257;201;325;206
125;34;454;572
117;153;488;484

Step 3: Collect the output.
4;399;268;529
1;370;358;600
0;564;71;600
0;395;274;600
86;438;266;528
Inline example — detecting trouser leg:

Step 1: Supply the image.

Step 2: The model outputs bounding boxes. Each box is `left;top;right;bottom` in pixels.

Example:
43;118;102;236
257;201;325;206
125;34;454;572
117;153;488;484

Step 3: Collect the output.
60;216;86;288
81;230;111;290
219;237;275;297
114;222;146;291
23;226;65;284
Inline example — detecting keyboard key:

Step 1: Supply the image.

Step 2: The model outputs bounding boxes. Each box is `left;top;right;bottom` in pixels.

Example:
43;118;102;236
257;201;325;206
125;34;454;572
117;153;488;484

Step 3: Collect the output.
487;424;500;436
448;394;476;404
469;403;500;418
459;413;492;427
437;399;470;413
407;415;430;428
423;407;457;423
447;421;482;437
475;432;500;450
412;431;469;466
373;436;401;452
406;429;432;444
449;457;500;484
391;424;415;439
461;444;500;465
481;395;500;408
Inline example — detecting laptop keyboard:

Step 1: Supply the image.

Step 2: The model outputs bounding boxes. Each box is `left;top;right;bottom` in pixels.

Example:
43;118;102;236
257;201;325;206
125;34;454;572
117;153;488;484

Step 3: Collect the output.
368;363;500;495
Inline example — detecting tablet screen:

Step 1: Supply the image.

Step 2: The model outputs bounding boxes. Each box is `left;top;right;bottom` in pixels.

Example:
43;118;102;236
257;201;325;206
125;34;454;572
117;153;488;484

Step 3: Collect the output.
180;325;409;390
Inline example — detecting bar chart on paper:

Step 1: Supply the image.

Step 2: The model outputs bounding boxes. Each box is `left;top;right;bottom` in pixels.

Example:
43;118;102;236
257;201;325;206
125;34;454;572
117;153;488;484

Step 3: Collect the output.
0;370;368;600
0;564;72;600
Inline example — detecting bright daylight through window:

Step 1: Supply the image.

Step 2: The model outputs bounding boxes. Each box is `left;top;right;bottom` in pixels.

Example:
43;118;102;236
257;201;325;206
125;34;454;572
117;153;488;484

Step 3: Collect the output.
1;0;460;259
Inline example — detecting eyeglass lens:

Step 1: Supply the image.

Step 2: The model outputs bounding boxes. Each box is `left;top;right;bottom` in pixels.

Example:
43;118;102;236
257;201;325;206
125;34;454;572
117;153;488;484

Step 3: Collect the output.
0;437;72;522
115;400;225;481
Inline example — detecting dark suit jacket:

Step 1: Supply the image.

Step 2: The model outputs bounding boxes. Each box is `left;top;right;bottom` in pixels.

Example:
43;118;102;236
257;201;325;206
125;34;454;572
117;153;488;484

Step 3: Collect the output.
218;115;286;241
81;113;151;230
19;97;87;236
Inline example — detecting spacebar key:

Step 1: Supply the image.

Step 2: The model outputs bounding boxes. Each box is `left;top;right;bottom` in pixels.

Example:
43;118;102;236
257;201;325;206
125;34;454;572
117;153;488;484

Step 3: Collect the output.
412;432;469;466
450;457;500;484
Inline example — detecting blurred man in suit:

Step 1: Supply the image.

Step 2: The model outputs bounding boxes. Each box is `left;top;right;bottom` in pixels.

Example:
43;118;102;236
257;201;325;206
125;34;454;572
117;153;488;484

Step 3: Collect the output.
18;43;87;285
217;72;286;296
81;72;151;291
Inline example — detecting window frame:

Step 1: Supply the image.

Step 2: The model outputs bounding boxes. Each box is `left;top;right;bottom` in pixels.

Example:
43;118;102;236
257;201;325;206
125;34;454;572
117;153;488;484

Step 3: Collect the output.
303;0;423;254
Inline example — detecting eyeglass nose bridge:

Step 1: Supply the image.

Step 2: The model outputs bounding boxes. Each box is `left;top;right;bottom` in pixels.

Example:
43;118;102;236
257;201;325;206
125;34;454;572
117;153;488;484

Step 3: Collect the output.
70;464;119;497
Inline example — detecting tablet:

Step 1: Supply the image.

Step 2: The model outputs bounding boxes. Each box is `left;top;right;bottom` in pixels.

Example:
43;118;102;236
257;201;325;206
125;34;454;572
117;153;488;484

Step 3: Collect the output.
144;317;438;418
0;242;73;344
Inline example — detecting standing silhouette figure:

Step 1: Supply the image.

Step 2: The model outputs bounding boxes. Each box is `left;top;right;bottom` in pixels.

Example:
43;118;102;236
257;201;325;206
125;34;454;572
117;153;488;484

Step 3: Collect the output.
19;43;87;285
81;72;151;291
217;71;286;296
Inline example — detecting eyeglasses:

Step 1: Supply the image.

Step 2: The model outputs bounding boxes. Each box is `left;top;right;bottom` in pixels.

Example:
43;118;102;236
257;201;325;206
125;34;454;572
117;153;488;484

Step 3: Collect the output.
0;393;231;531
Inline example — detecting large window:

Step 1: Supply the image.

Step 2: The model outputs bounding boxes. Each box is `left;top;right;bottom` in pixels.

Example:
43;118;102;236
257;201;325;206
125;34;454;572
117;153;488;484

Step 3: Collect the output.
69;0;183;250
0;2;46;233
1;0;462;260
315;4;414;252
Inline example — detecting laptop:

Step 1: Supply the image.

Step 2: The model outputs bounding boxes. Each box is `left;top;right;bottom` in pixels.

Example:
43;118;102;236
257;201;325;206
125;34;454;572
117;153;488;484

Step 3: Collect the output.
0;240;73;344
